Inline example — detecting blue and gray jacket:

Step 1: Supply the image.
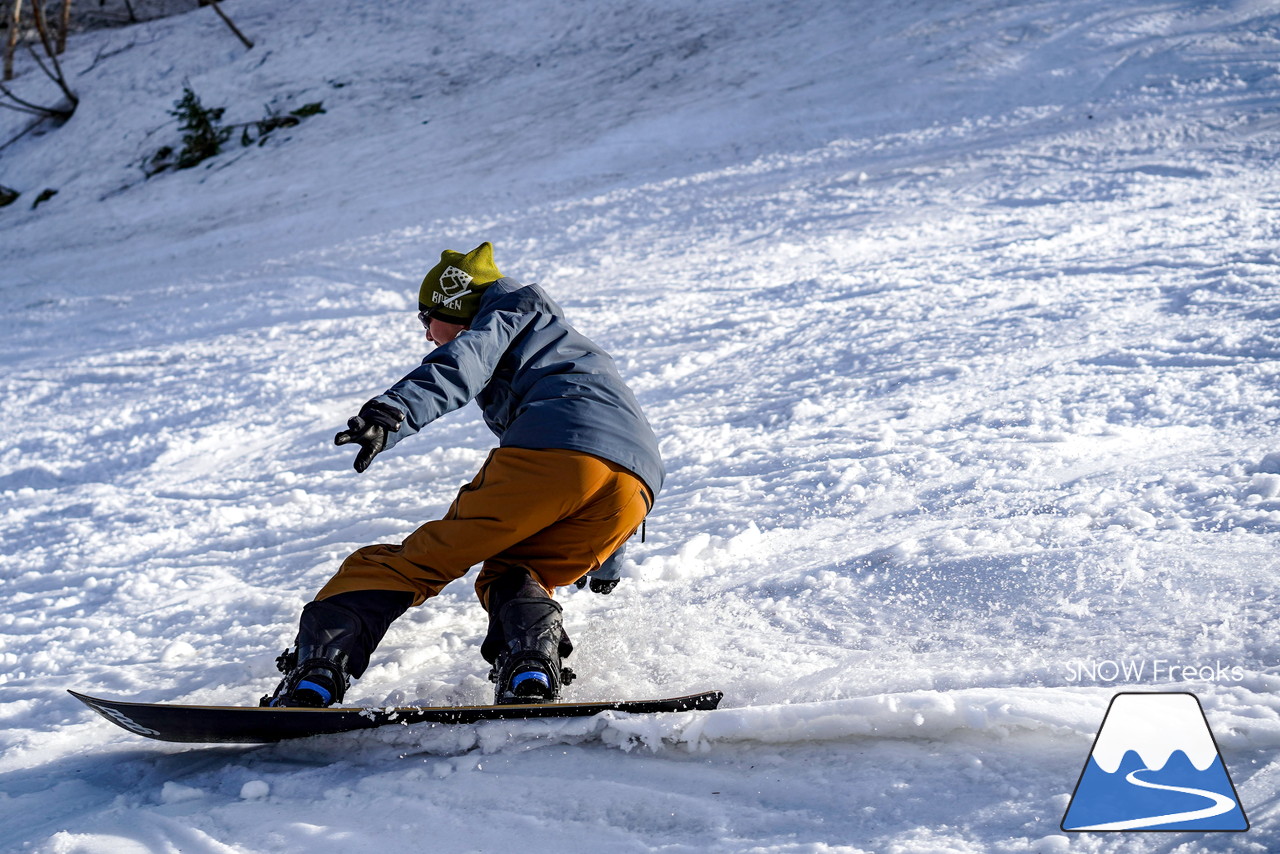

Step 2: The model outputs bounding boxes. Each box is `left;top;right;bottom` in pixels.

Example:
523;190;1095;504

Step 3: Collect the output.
371;277;664;499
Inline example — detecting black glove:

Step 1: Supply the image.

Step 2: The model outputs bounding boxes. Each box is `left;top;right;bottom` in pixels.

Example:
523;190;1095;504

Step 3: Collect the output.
588;577;619;594
334;401;404;473
573;576;620;594
574;544;626;594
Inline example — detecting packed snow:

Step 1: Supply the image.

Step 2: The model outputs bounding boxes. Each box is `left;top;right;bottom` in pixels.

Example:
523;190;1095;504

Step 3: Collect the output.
2;0;1279;851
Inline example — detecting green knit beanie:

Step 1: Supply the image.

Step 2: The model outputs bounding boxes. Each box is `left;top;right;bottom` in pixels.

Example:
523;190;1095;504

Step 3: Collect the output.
418;241;503;323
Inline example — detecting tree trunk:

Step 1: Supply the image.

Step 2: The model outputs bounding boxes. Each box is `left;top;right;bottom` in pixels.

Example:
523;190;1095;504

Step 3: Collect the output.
4;0;22;83
56;0;70;55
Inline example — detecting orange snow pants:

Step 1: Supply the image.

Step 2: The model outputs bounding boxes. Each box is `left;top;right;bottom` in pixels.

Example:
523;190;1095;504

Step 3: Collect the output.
315;448;651;610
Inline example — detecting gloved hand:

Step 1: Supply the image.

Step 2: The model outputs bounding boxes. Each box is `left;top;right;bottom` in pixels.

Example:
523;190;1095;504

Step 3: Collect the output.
574;546;625;594
574;576;615;592
334;401;404;473
589;577;619;594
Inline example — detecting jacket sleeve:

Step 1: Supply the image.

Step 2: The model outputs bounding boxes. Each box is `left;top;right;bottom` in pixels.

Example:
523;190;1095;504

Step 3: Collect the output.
370;305;531;450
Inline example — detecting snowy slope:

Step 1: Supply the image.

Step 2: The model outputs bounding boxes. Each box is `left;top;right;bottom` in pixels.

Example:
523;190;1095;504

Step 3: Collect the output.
2;0;1280;851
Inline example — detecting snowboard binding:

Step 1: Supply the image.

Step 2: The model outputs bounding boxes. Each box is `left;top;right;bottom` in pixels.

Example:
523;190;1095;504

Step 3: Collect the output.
489;657;575;704
260;645;351;708
258;590;412;708
483;568;575;705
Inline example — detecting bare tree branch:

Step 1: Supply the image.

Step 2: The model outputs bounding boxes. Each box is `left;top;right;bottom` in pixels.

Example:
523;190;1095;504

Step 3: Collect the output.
0;96;48;115
0;79;53;114
28;0;77;110
207;1;253;50
0;112;41;151
22;33;55;79
0;0;77;120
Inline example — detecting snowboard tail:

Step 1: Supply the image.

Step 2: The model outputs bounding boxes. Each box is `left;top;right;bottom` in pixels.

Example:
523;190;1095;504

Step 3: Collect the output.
69;689;723;744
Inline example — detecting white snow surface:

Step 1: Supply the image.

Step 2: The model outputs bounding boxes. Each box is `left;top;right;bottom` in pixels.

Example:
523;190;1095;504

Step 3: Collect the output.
2;0;1279;851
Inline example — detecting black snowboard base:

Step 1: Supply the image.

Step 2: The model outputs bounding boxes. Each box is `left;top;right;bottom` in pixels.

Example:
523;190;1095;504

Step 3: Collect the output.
69;689;723;744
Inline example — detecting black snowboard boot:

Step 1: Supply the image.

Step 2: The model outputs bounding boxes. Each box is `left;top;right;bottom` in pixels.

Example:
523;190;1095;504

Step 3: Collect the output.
482;569;575;705
263;644;351;708
260;590;412;708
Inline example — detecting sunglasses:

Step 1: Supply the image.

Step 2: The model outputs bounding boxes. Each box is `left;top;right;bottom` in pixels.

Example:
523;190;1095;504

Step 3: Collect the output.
417;310;434;329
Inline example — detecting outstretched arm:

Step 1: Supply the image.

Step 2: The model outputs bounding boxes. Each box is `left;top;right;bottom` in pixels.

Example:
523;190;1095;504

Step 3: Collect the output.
336;304;532;471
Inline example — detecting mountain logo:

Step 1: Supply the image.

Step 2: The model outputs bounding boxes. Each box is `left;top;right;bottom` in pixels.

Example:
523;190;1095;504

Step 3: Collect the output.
1062;692;1248;832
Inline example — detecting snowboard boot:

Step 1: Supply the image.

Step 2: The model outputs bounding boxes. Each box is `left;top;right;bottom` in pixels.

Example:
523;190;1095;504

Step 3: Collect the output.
260;590;412;708
262;644;351;708
482;569;575;705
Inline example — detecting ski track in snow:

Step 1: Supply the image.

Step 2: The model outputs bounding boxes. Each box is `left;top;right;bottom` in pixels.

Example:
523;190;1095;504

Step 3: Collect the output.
1;0;1280;851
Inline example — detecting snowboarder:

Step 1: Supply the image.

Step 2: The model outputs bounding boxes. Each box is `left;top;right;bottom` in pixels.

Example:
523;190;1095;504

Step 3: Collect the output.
263;242;663;708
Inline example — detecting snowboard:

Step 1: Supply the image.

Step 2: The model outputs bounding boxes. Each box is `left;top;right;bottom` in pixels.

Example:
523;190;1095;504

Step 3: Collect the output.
68;689;723;744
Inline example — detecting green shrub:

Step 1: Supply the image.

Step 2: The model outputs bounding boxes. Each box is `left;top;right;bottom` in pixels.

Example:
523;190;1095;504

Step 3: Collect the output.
146;88;325;176
170;86;232;170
